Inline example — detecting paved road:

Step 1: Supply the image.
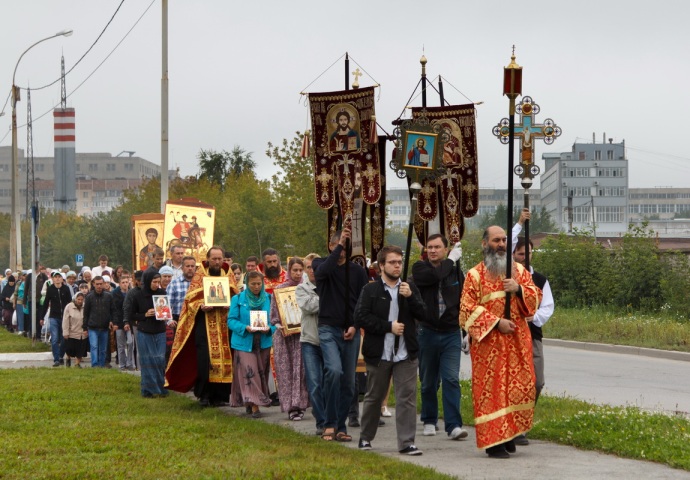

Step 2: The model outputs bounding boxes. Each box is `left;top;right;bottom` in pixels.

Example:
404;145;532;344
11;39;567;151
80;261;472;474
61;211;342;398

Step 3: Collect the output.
459;341;690;416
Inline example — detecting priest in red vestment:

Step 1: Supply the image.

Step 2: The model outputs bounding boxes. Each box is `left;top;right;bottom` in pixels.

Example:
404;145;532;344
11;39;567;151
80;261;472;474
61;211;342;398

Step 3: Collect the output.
258;248;287;294
460;225;542;458
166;246;238;407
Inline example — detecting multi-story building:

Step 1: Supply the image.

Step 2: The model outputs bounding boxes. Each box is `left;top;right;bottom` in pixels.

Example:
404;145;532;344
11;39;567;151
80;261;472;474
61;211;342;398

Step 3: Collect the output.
0;146;161;217
541;137;628;235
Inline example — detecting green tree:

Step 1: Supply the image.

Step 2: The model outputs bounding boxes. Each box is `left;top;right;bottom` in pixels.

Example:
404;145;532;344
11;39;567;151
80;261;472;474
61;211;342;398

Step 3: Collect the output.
197;147;256;191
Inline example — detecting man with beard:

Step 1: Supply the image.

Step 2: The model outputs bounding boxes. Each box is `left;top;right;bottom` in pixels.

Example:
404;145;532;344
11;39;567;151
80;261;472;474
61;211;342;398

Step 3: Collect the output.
460;225;542;459
166;246;238;407
259;248;286;294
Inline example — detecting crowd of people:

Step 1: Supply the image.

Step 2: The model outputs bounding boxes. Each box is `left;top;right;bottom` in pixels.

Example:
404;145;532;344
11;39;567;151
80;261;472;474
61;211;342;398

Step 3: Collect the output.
0;210;553;459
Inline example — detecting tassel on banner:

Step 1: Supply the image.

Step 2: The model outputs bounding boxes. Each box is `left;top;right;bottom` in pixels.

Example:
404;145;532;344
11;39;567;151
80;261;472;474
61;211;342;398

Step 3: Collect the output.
369;115;378;145
301;131;310;158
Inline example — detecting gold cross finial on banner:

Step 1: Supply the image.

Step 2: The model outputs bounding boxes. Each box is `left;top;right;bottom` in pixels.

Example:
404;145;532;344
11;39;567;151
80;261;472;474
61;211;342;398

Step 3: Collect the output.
352;68;362;89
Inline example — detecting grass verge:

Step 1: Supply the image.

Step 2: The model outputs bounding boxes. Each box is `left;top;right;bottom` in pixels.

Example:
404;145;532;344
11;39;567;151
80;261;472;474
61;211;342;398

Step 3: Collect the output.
0;368;451;480
0;328;50;353
543;307;690;352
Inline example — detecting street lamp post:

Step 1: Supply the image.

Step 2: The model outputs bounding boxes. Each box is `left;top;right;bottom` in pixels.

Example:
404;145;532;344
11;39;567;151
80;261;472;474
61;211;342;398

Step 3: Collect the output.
10;29;73;270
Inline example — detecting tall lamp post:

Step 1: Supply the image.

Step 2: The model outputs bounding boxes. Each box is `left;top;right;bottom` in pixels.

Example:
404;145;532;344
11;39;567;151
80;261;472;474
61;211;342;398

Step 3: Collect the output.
10;29;73;270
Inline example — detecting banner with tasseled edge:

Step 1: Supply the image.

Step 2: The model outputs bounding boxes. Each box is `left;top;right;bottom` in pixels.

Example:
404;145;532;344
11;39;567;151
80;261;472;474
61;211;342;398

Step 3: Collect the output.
309;87;383;261
410;104;479;244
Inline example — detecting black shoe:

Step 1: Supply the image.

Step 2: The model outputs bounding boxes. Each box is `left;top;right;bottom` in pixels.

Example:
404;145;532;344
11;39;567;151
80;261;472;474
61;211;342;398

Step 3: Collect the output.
504;440;516;453
211;401;228;407
58;359;65;365
514;434;529;446
269;392;280;406
358;439;372;450
399;445;423;456
53;361;60;367
378;419;385;427
199;398;210;407
348;417;360;428
486;445;510;459
66;358;71;368
246;405;252;414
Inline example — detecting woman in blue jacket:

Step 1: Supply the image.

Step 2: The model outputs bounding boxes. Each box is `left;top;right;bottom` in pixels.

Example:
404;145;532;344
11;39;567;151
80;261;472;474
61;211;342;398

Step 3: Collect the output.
228;271;275;418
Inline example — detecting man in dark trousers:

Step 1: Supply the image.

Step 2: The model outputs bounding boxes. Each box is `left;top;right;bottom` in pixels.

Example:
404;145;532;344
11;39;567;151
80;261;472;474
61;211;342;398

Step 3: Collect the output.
42;271;73;367
355;245;427;455
83;276;118;368
313;227;368;442
411;234;469;440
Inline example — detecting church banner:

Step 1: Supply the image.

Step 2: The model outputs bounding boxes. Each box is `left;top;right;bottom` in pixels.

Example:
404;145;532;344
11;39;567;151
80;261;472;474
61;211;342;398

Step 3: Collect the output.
309;87;381;231
411;104;479;243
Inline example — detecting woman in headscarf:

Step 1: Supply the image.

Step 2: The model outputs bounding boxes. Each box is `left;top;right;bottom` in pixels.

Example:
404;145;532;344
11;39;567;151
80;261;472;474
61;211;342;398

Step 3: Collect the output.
62;292;86;368
228;271;275;418
130;269;168;397
270;257;310;421
1;275;16;332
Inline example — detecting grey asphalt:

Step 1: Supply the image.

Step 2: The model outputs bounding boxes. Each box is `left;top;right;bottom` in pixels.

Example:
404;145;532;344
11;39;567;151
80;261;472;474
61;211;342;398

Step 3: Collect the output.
2;340;689;479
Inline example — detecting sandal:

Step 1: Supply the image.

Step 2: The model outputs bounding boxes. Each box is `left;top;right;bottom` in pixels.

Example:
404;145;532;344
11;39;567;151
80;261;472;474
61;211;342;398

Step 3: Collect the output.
335;431;352;442
321;428;336;441
289;410;304;421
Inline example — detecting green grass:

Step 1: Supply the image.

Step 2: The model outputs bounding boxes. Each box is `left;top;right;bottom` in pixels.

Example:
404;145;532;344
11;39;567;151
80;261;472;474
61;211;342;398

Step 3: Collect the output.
0;328;50;353
0;369;451;480
543;307;690;352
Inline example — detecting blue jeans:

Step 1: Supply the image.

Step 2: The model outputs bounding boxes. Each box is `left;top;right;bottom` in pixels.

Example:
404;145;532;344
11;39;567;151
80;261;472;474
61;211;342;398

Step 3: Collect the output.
49;317;66;363
318;325;360;433
417;326;463;434
301;341;325;429
16;307;25;332
88;329;109;367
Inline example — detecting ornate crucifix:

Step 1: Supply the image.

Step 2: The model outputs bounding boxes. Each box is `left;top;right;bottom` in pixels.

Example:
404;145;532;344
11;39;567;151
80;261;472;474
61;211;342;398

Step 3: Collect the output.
492;96;561;180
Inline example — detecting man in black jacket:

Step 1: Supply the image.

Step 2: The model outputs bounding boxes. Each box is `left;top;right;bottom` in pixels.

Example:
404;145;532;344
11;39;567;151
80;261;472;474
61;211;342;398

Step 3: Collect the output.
411;234;468;440
83;276;117;368
312;228;368;442
42;271;73;367
355;245;426;456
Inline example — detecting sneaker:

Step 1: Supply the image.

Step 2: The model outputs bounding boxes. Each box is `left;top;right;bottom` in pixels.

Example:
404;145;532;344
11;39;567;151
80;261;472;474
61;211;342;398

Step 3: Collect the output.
348;417;360;428
358;439;372;450
378;419;385;427
381;406;392;417
399;445;423;456
450;426;469;440
52;361;60;367
423;424;437;436
514;434;529;446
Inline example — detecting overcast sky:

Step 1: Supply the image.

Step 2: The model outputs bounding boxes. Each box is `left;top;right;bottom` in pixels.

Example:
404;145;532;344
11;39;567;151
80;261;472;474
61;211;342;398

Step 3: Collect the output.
1;0;689;191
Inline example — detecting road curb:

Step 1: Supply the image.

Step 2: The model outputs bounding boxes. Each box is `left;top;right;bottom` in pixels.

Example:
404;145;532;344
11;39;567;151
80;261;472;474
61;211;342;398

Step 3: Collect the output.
0;352;53;362
544;338;690;362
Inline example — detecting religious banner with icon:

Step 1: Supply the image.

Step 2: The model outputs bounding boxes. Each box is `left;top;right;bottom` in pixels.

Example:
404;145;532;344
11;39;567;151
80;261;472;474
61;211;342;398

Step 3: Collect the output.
408;104;479;244
309;87;381;228
163;198;215;264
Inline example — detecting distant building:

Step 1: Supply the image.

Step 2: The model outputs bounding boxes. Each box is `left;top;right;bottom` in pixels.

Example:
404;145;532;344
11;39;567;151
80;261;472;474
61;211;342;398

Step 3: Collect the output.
541;136;628;236
0;145;162;217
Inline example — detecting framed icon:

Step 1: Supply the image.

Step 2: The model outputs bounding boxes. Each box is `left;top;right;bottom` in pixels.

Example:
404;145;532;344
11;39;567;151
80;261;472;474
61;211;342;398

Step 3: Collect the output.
403;131;438;170
153;295;172;321
131;213;165;272
273;286;302;336
203;276;230;307
249;310;269;332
